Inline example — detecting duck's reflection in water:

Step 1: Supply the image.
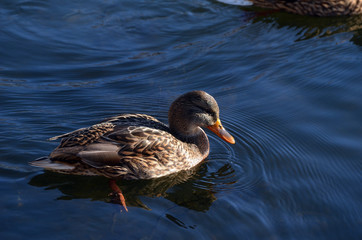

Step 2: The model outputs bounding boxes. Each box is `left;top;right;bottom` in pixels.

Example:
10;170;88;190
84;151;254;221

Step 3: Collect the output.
28;163;227;212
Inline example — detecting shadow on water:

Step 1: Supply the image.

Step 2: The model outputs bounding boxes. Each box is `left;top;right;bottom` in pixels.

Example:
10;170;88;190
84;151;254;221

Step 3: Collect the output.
238;7;362;45
27;161;239;212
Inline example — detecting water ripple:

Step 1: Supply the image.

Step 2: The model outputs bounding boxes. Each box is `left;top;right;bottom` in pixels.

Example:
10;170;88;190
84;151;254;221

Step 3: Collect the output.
0;0;361;239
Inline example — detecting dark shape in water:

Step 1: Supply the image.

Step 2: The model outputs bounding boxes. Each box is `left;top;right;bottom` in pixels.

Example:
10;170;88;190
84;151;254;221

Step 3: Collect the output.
241;8;362;44
28;165;217;212
220;0;362;16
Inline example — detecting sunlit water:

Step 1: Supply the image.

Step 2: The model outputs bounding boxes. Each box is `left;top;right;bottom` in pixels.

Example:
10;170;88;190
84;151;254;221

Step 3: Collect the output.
1;0;361;239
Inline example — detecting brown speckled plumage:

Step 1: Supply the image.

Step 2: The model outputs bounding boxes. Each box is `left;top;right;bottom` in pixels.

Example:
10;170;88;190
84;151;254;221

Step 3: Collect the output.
30;91;235;181
250;0;362;16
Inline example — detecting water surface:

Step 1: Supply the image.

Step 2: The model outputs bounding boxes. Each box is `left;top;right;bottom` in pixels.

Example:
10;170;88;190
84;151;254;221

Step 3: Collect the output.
1;0;361;239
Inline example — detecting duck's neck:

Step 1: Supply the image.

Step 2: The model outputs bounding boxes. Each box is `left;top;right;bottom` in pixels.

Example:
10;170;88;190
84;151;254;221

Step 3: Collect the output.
192;128;210;160
168;96;210;159
169;122;210;159
168;98;201;141
169;121;200;139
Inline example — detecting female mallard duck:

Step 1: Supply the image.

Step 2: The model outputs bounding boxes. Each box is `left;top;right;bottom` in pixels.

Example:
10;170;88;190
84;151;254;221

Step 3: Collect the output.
221;0;362;16
30;91;235;211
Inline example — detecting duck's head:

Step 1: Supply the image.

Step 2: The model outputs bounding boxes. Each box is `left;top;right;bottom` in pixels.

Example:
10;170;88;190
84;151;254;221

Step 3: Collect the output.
168;91;235;144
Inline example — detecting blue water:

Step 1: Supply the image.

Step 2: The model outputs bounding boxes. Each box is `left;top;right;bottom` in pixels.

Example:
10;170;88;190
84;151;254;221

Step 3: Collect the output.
1;1;362;239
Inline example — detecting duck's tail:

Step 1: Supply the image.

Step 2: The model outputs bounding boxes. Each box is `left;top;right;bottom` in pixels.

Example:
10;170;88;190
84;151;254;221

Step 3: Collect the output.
29;157;75;171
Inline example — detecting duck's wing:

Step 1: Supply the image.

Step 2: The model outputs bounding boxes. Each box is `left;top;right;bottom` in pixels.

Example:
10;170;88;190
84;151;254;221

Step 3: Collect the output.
78;126;188;179
51;122;116;148
48;113;168;147
80;126;184;166
104;113;164;124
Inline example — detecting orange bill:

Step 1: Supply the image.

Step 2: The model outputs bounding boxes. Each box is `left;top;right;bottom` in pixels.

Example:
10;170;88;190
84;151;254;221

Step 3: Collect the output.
207;119;235;144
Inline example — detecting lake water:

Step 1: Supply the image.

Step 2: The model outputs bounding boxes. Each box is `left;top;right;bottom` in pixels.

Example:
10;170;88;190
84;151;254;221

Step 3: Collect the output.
1;0;361;239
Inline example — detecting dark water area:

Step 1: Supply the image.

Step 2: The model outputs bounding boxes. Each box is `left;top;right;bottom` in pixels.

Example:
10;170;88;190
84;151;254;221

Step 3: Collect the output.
1;0;362;239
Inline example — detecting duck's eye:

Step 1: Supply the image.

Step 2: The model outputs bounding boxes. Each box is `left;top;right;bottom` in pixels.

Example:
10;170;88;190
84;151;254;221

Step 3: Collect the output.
202;108;213;116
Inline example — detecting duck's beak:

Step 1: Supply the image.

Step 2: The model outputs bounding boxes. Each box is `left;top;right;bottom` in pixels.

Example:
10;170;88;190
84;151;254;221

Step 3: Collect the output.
207;119;235;144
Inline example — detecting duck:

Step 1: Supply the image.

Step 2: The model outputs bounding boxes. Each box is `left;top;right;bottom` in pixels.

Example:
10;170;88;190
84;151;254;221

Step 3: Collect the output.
224;0;362;16
30;91;235;211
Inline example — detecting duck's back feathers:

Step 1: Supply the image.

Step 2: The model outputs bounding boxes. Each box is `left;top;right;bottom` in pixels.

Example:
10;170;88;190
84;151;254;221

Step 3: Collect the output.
49;114;168;146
